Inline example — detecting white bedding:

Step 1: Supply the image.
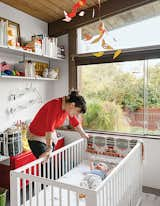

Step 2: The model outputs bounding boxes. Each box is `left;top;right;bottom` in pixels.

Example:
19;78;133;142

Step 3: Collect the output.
58;161;90;186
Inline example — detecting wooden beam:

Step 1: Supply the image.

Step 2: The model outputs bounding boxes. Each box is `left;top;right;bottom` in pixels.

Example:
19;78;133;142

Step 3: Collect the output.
74;45;160;66
68;29;77;90
48;0;157;37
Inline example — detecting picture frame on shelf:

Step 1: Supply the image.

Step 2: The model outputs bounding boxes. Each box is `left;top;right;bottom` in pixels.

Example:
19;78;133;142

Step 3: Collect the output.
0;17;21;47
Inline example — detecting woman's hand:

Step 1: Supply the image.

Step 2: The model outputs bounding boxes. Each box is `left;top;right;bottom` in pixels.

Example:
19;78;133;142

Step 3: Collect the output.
82;133;90;139
75;125;91;139
39;148;52;162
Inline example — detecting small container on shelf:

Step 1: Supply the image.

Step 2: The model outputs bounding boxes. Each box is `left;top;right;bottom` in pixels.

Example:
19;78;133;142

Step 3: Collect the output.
25;60;35;77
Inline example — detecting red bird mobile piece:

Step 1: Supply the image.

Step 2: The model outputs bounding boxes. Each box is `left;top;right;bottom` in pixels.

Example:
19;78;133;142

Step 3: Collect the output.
91;21;106;44
63;0;87;22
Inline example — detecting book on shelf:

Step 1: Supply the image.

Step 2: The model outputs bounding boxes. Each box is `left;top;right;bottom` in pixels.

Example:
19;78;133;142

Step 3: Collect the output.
0;20;8;46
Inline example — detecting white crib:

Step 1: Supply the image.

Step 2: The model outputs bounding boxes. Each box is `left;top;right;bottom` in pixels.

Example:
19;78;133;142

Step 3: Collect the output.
10;137;143;206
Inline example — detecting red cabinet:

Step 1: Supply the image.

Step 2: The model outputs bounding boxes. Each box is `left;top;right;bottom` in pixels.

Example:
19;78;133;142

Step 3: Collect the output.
0;137;64;189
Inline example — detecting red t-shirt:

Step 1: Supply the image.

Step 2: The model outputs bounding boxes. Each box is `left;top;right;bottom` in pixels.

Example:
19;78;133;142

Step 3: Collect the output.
29;98;79;136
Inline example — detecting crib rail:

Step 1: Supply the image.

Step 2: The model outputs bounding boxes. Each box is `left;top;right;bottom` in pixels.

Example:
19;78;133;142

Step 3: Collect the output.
10;171;96;206
14;138;86;173
96;141;143;206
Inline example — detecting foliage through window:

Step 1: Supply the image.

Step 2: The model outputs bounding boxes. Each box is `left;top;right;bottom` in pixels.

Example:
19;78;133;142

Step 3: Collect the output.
78;59;160;135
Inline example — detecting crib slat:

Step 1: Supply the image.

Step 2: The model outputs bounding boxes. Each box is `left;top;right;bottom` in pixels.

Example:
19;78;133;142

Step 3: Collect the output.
59;153;61;177
22;178;26;206
44;184;47;206
65;149;68;173
118;172;120;203
82;141;85;161
68;148;71;171
98;192;101;206
35;182;40;206
109;180;112;206
51;156;54;180
67;190;70;206
42;162;46;178
76;192;79;206
55;154;58;179
115;176;117;206
62;151;64;176
59;188;62;206
71;146;73;169
79;142;82;163
102;187;105;206
38;163;41;177
34;165;36;176
29;180;32;206
75;144;77;166
74;145;76;167
51;186;54;206
47;158;50;179
77;143;79;164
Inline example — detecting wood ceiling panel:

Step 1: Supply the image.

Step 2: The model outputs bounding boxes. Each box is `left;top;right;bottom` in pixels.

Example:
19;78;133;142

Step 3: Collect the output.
1;0;106;22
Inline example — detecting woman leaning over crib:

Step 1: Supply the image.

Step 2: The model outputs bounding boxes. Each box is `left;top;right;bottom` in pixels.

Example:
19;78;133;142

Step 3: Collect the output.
27;90;89;160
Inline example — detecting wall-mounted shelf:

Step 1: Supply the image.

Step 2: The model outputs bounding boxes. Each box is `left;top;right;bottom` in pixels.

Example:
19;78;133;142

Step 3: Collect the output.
0;75;58;81
0;45;64;61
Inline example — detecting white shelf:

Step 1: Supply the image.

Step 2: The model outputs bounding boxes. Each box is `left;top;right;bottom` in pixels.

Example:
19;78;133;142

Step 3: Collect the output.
0;75;58;81
0;45;64;61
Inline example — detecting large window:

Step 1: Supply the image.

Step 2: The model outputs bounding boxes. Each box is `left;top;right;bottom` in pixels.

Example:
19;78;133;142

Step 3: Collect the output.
77;1;160;54
78;59;160;135
76;1;160;136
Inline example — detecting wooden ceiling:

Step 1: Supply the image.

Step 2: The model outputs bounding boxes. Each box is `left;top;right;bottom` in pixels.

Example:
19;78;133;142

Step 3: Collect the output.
0;0;106;22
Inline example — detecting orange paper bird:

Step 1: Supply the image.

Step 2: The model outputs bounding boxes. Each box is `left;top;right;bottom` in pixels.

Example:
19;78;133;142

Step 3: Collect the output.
93;51;104;57
102;39;113;50
83;33;93;41
63;0;86;22
91;21;106;44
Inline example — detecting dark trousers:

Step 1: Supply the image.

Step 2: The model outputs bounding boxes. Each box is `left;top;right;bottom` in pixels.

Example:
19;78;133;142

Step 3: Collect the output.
28;140;55;158
28;140;55;179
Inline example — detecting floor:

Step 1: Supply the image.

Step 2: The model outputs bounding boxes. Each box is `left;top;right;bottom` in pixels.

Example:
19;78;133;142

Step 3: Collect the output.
142;193;160;206
6;192;160;206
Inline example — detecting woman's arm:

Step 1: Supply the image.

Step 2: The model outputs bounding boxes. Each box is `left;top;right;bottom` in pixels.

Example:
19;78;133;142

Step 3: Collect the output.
74;124;89;139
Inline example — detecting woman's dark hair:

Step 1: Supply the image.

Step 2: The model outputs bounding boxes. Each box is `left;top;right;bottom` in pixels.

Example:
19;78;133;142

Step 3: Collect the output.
66;90;87;113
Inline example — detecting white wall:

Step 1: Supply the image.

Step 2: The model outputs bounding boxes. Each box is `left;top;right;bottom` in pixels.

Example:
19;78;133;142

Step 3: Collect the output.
143;138;160;189
0;3;69;131
0;2;48;41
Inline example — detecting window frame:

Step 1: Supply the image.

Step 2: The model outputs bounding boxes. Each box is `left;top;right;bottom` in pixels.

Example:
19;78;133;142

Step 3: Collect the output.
75;45;160;139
